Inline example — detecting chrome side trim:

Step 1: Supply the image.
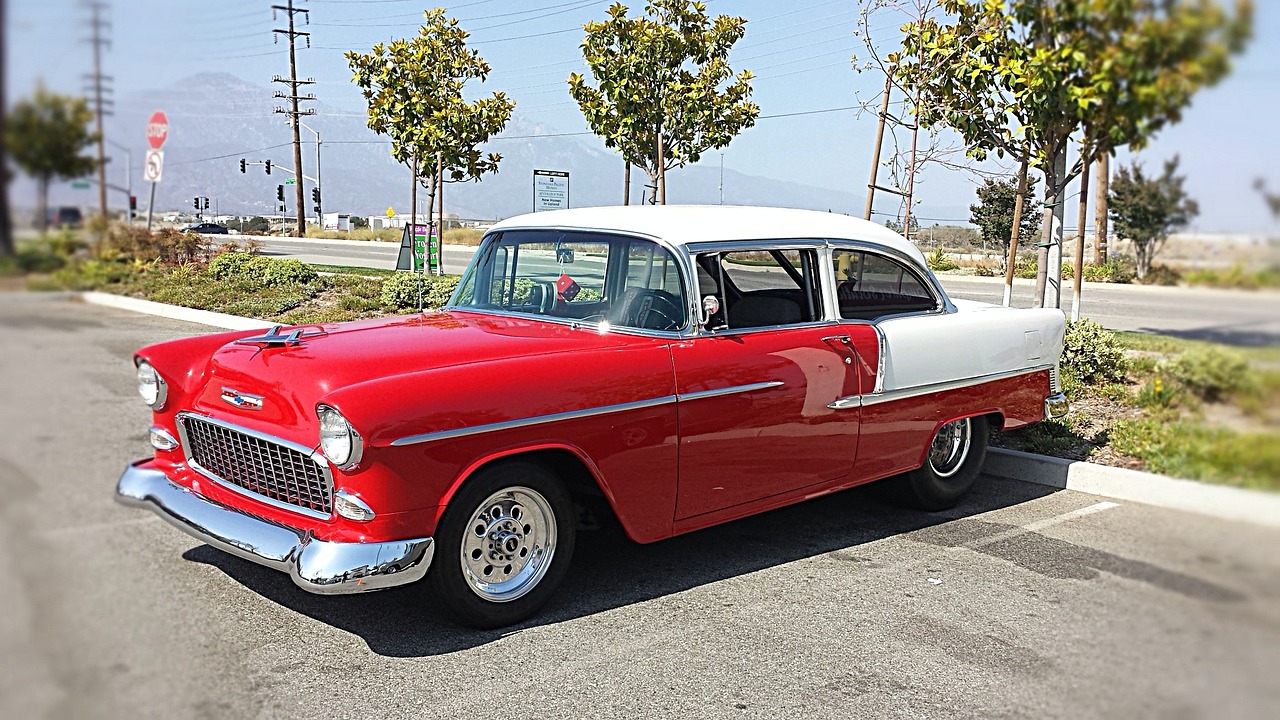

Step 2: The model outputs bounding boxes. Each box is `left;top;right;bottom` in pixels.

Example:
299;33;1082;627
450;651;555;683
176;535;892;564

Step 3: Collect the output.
678;381;784;402
115;463;434;594
834;364;1056;409
390;395;678;447
175;412;335;521
872;324;887;394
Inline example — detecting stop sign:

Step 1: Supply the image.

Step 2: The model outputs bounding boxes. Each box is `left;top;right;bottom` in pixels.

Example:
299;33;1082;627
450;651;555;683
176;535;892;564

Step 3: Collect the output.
146;111;169;150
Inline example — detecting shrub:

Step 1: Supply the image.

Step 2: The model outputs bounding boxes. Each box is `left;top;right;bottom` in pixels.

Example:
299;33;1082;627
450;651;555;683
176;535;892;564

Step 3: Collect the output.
208;252;257;280
973;262;1000;277
262;258;318;287
927;247;959;272
1014;257;1038;279
380;272;461;310
1061;318;1128;384
1082;257;1136;284
1136;375;1179;409
1163;346;1253;402
1182;264;1280;291
1139;264;1182;286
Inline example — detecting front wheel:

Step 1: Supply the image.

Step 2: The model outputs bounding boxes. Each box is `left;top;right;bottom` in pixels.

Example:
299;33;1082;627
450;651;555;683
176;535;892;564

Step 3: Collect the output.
427;461;576;629
891;415;989;511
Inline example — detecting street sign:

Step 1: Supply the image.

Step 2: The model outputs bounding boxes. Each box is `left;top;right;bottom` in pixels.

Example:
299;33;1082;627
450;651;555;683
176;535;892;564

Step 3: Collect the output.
533;169;569;212
284;178;296;185
386;206;395;218
146;110;169;150
71;180;90;189
143;150;164;183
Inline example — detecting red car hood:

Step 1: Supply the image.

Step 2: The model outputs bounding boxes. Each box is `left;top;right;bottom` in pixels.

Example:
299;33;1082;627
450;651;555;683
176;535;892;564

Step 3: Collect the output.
190;311;638;431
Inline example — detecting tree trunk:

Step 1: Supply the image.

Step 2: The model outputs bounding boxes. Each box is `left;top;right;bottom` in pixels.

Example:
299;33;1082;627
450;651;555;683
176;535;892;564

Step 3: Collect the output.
1034;147;1067;309
623;162;630;206
36;175;50;236
657;120;667;205
1071;160;1090;322
410;154;418;261
436;152;444;275
1094;154;1109;264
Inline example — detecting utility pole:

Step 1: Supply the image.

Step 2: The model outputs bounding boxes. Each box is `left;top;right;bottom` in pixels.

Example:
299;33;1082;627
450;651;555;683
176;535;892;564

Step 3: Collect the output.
0;0;13;255
82;0;112;222
272;0;313;237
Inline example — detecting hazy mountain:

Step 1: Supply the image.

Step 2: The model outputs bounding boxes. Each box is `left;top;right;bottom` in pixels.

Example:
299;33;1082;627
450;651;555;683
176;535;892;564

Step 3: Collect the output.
30;72;877;222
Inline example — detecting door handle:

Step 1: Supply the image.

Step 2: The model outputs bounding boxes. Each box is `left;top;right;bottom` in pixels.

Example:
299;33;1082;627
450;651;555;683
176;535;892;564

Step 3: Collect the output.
821;335;855;364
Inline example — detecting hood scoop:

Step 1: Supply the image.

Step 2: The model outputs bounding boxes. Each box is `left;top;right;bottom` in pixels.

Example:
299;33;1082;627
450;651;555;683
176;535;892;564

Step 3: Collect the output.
235;325;325;348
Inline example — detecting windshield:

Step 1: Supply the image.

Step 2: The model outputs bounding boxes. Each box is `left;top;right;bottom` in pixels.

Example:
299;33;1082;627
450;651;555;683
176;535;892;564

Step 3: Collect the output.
451;230;688;332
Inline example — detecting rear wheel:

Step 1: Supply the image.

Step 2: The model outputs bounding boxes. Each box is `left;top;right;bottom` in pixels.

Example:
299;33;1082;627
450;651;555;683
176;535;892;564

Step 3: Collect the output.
428;461;576;629
892;415;989;511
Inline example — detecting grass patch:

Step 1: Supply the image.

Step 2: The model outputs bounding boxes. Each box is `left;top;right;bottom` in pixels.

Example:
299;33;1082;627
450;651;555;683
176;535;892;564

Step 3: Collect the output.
1113;331;1280;365
1110;418;1280;491
312;264;399;277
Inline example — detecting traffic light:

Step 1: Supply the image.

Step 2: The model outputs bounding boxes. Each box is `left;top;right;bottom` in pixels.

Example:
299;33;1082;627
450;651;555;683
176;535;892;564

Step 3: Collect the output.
129;195;137;219
312;187;321;214
193;197;199;210
277;185;285;202
239;159;246;174
203;198;210;210
264;159;271;175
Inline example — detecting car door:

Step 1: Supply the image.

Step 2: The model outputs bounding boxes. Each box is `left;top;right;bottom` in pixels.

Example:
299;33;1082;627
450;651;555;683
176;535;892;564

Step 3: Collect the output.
670;246;866;520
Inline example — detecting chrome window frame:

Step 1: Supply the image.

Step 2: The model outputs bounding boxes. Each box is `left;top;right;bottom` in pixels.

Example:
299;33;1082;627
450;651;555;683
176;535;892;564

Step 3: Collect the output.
446;227;698;338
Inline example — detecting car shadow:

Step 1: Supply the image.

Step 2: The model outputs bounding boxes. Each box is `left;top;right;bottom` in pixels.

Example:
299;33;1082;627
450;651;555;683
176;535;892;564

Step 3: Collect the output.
1137;322;1280;348
184;475;1060;657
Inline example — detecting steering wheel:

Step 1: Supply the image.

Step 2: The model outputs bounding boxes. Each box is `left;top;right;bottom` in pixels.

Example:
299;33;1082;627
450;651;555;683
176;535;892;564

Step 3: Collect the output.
611;289;684;331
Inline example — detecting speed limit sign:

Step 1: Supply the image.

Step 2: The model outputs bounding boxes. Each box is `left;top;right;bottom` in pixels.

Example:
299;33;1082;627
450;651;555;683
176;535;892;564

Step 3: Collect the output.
144;149;164;183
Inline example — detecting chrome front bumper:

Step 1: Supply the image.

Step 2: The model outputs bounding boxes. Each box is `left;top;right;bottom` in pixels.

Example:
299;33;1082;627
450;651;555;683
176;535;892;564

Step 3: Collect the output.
115;462;434;594
1045;392;1070;420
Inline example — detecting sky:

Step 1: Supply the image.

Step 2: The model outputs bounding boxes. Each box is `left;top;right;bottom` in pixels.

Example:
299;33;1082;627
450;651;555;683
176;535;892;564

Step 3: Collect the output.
7;0;1279;233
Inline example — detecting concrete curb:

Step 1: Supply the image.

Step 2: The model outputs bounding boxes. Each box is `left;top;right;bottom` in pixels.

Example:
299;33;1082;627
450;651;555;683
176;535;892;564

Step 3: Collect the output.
985;447;1280;529
78;292;275;331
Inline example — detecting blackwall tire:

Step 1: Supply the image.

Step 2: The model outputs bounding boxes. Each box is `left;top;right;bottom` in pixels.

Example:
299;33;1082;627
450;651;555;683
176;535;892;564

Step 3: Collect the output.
427;460;576;629
893;415;989;511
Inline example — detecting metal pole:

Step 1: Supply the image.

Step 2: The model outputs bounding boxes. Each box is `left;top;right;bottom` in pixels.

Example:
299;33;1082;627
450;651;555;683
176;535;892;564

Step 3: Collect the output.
864;70;893;220
719;152;724;205
145;181;156;232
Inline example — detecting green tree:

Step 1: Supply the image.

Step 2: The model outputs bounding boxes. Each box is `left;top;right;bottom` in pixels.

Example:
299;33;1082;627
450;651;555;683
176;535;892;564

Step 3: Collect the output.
569;0;759;204
895;0;1251;305
1109;157;1197;280
5;84;99;235
884;216;919;236
970;175;1043;265
346;9;514;208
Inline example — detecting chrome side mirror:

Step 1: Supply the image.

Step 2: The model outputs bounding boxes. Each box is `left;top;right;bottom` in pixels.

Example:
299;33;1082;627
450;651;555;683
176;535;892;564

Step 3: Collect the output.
700;295;721;329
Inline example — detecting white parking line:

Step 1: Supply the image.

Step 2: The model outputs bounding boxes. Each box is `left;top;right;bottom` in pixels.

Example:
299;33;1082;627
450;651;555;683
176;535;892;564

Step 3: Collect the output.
970;501;1120;550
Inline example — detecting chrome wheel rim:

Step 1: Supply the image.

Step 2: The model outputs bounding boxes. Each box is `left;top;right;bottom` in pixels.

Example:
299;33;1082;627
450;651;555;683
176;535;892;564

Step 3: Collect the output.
460;486;557;603
928;418;972;479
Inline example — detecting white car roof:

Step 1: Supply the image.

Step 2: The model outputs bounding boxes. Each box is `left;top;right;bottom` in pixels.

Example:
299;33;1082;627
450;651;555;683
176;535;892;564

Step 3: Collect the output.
490;205;925;263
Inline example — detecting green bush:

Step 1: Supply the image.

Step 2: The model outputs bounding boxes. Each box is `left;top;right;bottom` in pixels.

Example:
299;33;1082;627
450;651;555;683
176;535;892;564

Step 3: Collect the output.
1061;318;1128;384
380;272;461;310
1139;264;1182;286
1136;375;1179;409
1163;346;1253;402
1110;418;1280;490
927;247;959;272
1014;257;1038;279
1082;258;1136;284
1182;264;1280;291
973;263;1000;277
262;258;318;287
208;252;257;280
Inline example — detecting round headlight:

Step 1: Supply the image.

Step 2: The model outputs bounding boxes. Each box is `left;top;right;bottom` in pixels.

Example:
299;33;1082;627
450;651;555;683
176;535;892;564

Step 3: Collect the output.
136;360;166;409
317;405;363;468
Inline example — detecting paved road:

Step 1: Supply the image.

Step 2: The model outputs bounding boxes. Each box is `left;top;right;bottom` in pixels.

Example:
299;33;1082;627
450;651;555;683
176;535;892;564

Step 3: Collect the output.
2;291;1277;719
246;236;1280;346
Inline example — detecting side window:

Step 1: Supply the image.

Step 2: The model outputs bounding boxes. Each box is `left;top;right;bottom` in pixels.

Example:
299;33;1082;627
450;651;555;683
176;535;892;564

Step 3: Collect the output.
612;239;687;331
832;250;937;320
701;249;822;329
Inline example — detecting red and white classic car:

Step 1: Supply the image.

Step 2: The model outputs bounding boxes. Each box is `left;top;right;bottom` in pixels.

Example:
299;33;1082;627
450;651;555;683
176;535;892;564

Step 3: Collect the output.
117;205;1067;627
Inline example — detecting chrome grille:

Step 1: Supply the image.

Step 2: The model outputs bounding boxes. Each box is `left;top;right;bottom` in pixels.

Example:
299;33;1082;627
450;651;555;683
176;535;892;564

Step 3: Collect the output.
1049;364;1062;393
180;415;332;516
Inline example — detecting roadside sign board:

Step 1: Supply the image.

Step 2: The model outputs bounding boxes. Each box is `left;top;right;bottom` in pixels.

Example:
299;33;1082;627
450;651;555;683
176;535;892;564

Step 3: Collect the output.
146;110;169;150
533;169;569;212
143;150;164;183
284;178;296;185
396;223;439;274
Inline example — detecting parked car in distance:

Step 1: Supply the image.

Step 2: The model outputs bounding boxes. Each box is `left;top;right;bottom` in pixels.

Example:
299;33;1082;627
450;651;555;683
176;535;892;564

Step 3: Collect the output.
116;205;1068;628
181;222;229;235
46;206;83;228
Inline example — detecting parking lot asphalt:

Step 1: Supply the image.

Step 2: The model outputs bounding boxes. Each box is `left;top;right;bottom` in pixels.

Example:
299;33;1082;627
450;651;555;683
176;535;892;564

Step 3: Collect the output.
1;291;1277;720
